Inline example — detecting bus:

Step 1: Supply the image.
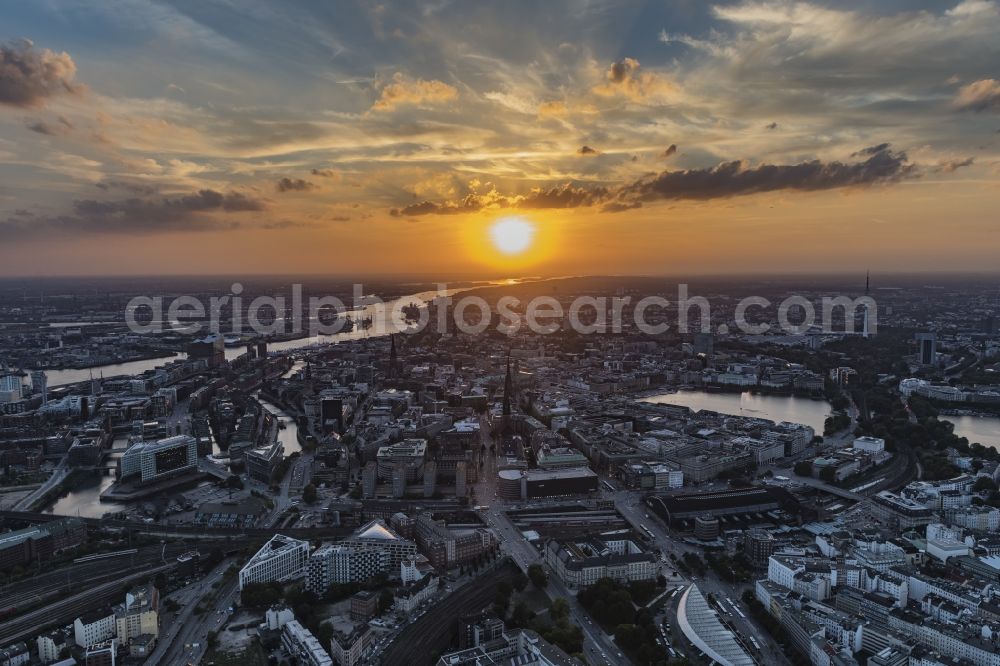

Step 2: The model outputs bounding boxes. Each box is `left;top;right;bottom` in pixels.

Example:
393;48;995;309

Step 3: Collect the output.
602;480;615;492
640;525;655;539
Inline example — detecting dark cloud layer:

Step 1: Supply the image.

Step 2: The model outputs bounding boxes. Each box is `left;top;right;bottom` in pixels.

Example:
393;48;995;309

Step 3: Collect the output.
618;144;913;203
391;144;915;216
276;177;316;192
662;144;677;158
1;189;265;236
0;40;80;108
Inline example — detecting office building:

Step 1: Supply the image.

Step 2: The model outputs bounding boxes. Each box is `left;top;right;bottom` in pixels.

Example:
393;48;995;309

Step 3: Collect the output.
544;534;658;590
118;435;197;485
246;440;284;483
376;439;426;482
239;534;310;590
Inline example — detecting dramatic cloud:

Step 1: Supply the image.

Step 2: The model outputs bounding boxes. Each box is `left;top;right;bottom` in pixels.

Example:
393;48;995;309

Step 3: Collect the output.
953;78;1000;112
391;144;915;215
2;189;265;236
593;57;675;102
371;73;458;112
662;144;677;158
577;145;599;155
276;177;316;193
616;145;914;203
0;40;80;108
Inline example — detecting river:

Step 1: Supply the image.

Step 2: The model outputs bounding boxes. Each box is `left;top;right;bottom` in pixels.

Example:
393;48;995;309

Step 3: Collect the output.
42;284;478;387
642;389;832;433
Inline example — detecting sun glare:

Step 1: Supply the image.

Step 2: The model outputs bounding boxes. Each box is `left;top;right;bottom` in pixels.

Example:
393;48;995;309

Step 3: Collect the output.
490;217;535;255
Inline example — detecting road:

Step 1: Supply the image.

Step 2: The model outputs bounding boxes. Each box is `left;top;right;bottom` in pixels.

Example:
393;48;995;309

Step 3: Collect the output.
11;456;69;511
146;558;240;666
476;434;630;665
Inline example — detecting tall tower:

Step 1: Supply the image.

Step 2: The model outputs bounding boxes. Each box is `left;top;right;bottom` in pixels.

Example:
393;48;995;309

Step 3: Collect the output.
502;352;513;417
389;334;399;379
862;270;871;339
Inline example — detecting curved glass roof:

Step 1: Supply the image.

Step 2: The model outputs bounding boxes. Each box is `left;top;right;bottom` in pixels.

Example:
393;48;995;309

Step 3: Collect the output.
677;584;755;666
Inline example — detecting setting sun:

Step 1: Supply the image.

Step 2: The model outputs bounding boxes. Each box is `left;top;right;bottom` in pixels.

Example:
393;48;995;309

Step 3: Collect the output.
490;217;535;255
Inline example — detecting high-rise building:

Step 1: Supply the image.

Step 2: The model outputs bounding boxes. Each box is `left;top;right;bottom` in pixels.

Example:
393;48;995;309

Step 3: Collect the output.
391;463;407;499
693;332;714;357
31;370;47;404
362;462;377;499
188;334;225;368
0;374;22;405
423;461;437;498
915;333;937;365
455;461;467;498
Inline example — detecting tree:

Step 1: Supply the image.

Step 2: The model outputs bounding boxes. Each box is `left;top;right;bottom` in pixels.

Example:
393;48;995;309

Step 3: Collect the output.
550;598;570;622
793;461;813;477
224;474;244;490
819;466;837;484
973;476;997;493
378;588;394;614
527;564;548;589
302;483;318;504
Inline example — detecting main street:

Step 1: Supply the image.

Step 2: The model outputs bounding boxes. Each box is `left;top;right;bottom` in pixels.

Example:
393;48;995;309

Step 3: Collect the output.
146;557;240;666
472;423;630;666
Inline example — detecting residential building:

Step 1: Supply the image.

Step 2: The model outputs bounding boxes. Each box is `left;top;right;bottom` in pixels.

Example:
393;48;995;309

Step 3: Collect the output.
239;534;310;590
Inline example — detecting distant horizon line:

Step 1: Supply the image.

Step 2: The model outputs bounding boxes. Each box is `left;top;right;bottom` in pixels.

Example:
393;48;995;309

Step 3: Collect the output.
2;269;1000;282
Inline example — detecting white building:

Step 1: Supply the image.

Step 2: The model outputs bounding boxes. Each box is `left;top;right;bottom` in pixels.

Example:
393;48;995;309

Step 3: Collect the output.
73;611;116;647
853;436;885;454
282;620;332;666
544;535;657;590
239;534;310;590
119;435;197;484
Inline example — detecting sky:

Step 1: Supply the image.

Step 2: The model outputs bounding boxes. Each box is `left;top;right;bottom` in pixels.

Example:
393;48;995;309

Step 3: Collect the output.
0;0;998;277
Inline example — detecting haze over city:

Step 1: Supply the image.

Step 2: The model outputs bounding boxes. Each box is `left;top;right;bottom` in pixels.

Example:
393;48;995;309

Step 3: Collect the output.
1;0;999;276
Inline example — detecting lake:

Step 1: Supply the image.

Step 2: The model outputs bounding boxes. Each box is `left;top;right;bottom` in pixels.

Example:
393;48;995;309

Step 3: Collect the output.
642;389;832;433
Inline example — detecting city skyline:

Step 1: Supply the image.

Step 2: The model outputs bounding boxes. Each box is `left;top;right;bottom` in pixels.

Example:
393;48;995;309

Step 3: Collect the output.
1;0;999;277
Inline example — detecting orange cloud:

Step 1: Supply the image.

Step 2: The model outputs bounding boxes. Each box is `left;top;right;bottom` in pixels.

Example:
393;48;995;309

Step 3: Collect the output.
371;73;458;111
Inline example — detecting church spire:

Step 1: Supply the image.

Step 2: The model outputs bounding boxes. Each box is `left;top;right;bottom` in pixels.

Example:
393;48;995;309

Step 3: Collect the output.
502;350;513;416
